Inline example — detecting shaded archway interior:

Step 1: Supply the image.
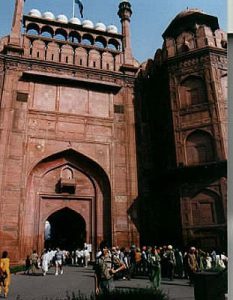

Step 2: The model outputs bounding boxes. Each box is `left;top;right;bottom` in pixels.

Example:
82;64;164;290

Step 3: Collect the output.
45;207;86;251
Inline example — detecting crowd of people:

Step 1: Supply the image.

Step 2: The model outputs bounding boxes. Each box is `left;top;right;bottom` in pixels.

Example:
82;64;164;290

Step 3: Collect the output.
0;243;228;297
24;246;91;276
93;243;228;294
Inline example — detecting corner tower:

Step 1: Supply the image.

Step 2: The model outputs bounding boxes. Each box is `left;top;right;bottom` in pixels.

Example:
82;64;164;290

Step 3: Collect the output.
162;9;227;249
135;8;227;250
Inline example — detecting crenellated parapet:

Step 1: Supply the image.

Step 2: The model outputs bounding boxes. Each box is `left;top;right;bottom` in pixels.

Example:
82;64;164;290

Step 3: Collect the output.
20;10;124;71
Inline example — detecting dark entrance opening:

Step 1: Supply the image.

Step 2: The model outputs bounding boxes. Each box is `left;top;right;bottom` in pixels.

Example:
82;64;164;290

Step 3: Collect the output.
45;208;86;251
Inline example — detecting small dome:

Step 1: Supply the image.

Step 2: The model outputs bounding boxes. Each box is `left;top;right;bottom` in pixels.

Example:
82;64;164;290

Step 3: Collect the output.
95;22;106;31
28;9;42;18
56;14;68;23
42;11;55;20
69;17;81;25
107;25;118;34
175;8;204;20
82;20;94;29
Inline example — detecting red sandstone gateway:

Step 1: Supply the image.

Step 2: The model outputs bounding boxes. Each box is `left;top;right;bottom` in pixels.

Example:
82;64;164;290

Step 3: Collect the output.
0;0;139;264
0;0;227;265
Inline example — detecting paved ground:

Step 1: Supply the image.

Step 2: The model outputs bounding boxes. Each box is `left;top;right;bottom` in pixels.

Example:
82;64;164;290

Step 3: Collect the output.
3;266;194;300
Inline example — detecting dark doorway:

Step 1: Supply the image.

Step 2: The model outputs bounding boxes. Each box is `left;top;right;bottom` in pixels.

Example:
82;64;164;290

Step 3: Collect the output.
45;208;86;251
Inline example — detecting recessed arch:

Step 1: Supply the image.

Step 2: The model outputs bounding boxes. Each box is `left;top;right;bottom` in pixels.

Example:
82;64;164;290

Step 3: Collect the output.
54;28;67;41
179;75;207;108
69;31;81;43
45;207;86;250
81;34;94;46
41;25;54;38
185;130;215;165
23;148;112;257
61;166;74;179
26;23;40;35
107;38;120;51
94;36;107;48
190;189;225;226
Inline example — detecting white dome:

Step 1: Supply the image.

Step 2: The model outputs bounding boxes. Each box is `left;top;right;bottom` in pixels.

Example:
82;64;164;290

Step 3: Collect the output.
42;11;55;20
82;20;94;29
95;22;106;31
69;17;81;25
56;14;68;23
107;25;118;34
28;9;42;18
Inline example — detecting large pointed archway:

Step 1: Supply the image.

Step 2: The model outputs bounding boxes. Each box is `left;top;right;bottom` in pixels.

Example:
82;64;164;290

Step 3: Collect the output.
21;148;112;259
45;208;86;251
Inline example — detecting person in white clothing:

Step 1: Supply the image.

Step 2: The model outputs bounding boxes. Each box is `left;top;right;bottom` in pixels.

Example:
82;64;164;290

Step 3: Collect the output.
83;247;90;268
216;252;228;269
41;249;50;276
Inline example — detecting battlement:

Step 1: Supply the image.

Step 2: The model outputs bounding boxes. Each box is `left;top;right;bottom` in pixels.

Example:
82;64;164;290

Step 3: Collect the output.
21;13;124;71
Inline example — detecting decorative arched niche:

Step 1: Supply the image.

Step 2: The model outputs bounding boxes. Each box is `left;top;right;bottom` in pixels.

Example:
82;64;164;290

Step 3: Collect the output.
190;189;225;226
179;76;207;108
185;130;215;165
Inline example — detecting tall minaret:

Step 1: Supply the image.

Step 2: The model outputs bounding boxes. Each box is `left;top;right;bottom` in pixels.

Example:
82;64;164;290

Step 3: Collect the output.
9;0;25;47
118;0;133;65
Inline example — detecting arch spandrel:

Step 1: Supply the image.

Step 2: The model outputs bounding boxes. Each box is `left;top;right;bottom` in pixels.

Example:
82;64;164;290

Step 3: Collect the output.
28;148;111;182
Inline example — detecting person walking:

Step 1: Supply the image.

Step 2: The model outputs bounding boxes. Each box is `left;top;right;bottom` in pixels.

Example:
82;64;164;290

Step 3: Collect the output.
148;247;161;289
0;251;11;298
41;249;50;276
54;248;64;275
83;246;90;268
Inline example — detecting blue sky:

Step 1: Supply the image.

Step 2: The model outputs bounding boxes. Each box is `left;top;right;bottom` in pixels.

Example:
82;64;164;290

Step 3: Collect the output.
0;0;227;63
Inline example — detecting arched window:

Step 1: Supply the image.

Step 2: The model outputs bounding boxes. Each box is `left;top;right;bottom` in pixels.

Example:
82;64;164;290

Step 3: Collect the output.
179;76;207;108
54;28;67;41
94;36;107;49
41;26;54;38
68;31;81;43
81;34;94;46
26;23;40;36
107;39;120;51
186;131;215;165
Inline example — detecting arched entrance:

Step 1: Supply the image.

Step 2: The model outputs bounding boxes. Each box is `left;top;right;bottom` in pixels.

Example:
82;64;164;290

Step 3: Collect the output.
44;208;86;251
21;149;112;259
